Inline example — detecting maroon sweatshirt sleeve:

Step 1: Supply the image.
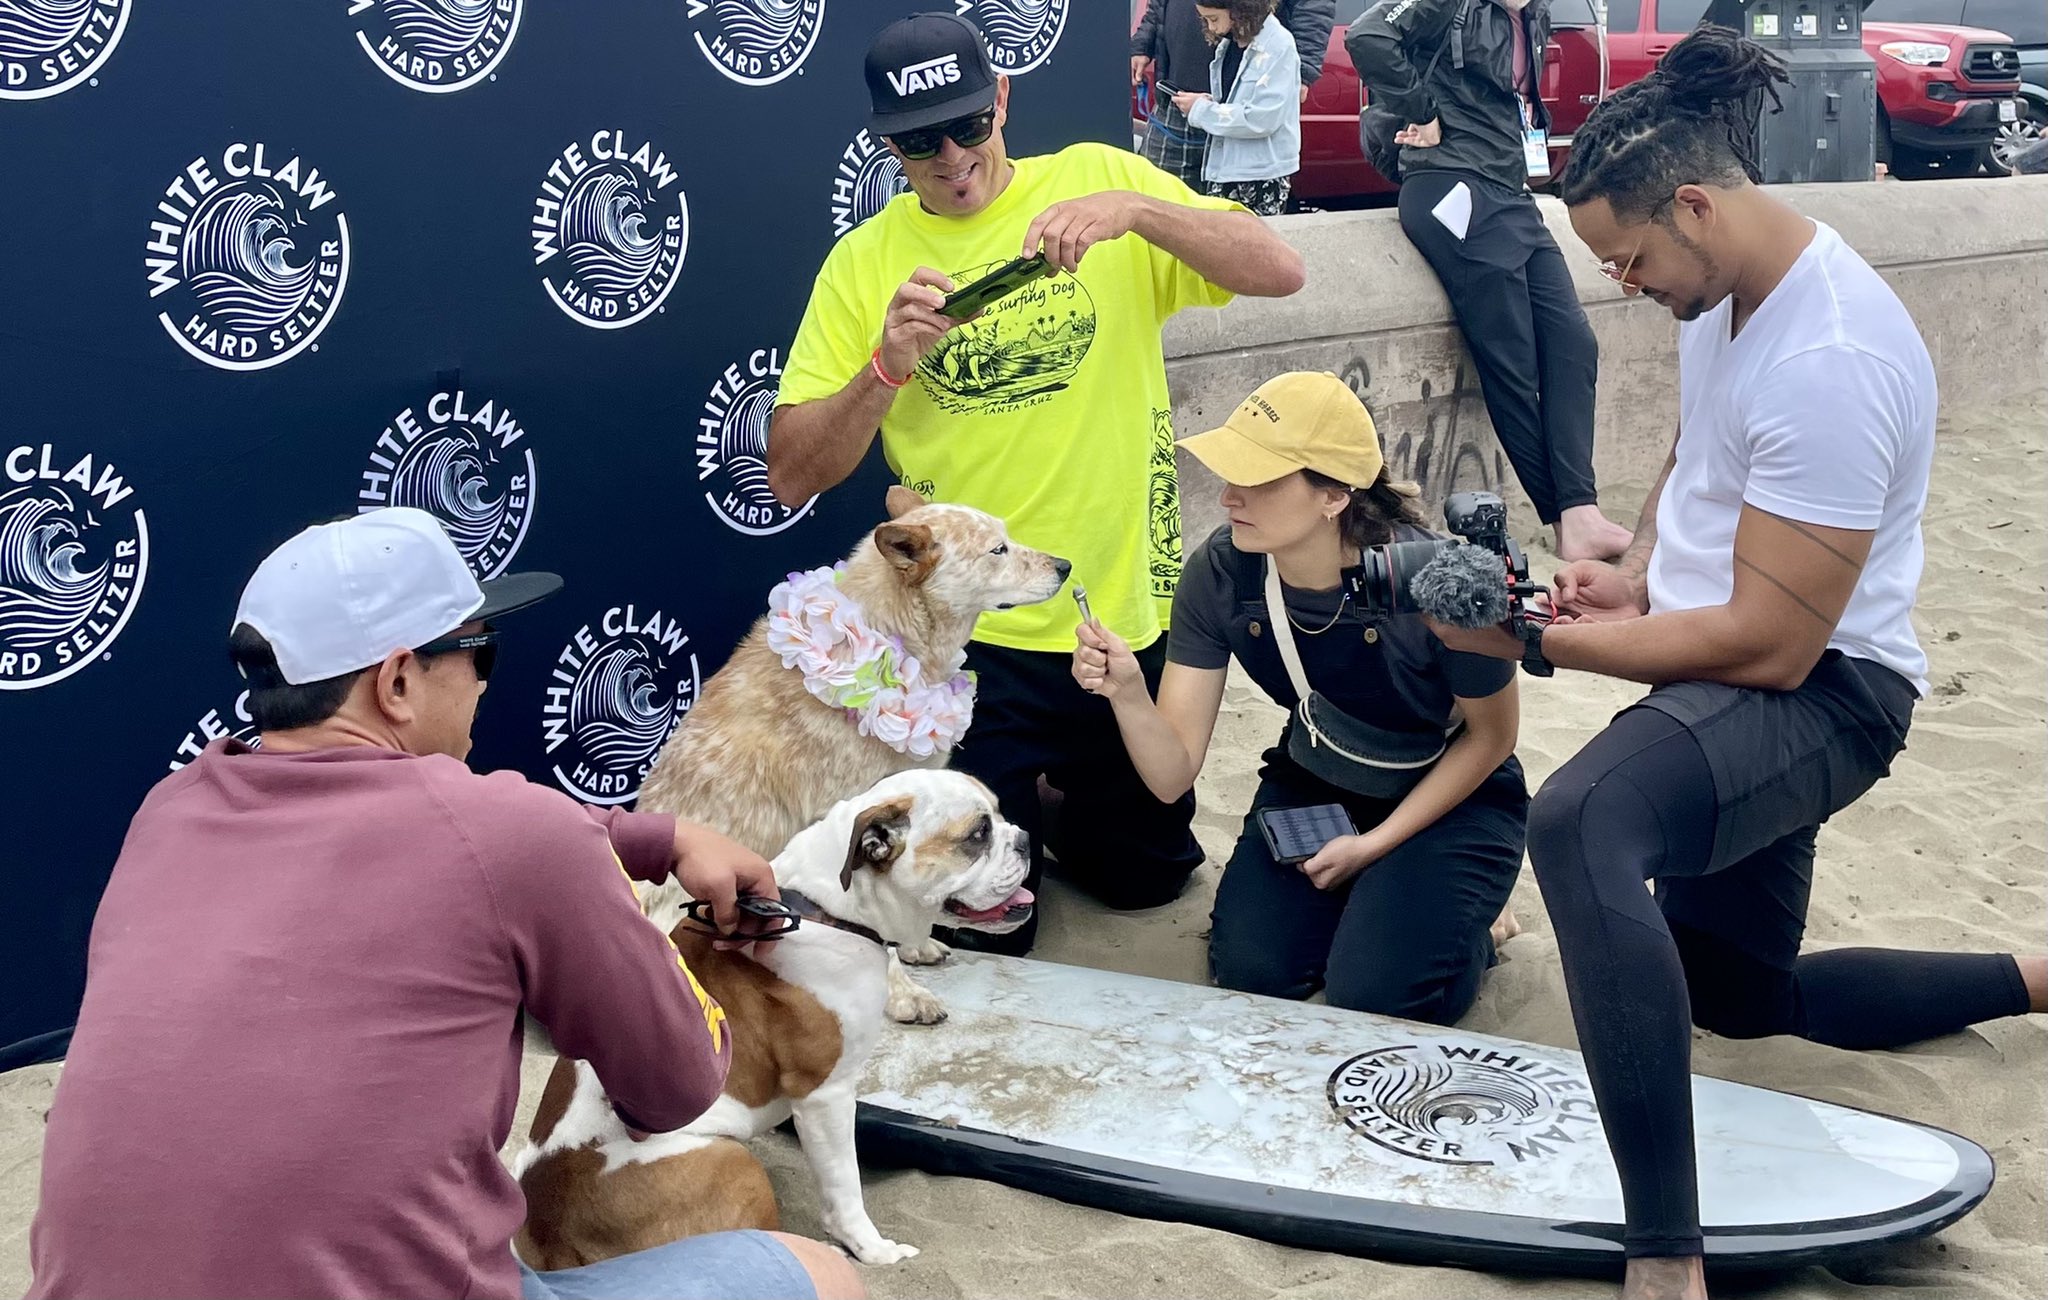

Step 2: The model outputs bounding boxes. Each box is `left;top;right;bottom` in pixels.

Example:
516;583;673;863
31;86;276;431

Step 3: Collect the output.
460;774;729;1133
585;806;680;884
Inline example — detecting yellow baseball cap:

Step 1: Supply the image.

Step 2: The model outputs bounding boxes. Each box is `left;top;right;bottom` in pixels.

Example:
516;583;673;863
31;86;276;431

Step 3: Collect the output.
1176;372;1385;490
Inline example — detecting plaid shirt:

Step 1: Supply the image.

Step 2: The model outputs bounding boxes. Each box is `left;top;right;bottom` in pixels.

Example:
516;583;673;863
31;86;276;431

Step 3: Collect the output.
1138;94;1208;191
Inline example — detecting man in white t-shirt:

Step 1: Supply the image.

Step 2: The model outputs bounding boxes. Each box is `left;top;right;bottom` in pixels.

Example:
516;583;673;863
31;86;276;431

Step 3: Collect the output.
1428;29;2046;1300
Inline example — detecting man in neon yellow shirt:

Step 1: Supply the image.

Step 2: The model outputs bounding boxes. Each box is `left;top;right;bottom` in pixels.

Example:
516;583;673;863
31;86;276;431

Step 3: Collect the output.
770;11;1304;953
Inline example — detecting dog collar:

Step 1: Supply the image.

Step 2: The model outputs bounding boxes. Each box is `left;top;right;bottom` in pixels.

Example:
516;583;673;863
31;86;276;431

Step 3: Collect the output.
777;889;892;948
764;564;976;758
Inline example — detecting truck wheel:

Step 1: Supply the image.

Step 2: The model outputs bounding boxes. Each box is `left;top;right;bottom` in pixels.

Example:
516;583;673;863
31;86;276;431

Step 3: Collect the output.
1984;107;2047;177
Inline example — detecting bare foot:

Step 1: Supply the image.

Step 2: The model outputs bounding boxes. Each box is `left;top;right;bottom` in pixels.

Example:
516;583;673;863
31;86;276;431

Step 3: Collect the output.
1490;905;1523;951
1622;1255;1707;1300
1555;504;1635;562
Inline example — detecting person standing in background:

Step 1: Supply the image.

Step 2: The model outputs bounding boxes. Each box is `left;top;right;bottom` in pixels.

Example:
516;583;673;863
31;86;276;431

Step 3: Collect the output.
1135;0;1336;188
1172;0;1304;215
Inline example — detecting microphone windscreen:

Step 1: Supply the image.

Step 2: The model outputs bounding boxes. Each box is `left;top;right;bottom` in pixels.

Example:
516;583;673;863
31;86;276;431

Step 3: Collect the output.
1411;543;1511;628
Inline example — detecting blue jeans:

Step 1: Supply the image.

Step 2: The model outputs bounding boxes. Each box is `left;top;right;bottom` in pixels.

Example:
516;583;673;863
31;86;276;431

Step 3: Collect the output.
518;1229;817;1300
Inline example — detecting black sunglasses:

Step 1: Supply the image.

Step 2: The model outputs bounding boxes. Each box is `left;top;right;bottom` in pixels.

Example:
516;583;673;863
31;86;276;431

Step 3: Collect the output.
416;629;500;682
887;109;996;161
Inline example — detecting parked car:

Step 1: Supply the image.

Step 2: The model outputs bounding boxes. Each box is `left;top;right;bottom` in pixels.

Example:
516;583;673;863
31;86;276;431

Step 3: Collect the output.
1863;0;2045;173
1136;0;2019;200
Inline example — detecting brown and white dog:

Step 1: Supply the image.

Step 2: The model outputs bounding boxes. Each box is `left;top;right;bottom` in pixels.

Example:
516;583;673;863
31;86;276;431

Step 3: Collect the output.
513;770;1033;1268
637;487;1066;1022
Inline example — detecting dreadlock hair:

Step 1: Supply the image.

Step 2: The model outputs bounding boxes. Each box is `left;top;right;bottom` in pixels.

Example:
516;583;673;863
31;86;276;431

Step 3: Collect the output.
1301;468;1428;550
1559;26;1790;223
1195;0;1276;47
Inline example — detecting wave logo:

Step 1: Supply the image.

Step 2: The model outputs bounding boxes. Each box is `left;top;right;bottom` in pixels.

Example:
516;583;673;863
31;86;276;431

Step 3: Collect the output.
957;0;1066;75
829;128;908;239
168;691;259;771
684;0;823;87
0;0;129;100
532;130;688;330
359;391;536;578
144;143;350;371
1327;1043;1601;1167
0;444;146;691
544;605;699;804
348;0;522;93
697;348;813;536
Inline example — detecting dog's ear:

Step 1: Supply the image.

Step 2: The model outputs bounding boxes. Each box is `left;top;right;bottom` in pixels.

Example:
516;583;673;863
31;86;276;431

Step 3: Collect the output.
841;795;915;891
885;485;928;519
874;522;939;585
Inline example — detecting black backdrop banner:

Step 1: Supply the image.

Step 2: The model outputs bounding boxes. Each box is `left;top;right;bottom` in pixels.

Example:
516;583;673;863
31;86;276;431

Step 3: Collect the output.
0;0;1115;1070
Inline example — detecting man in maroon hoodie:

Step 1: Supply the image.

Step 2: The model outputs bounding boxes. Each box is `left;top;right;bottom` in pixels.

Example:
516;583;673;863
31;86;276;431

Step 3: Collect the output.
27;508;862;1300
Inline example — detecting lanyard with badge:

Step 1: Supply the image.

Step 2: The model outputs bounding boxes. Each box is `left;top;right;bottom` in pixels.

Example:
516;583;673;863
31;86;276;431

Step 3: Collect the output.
1514;12;1548;180
1520;96;1550;179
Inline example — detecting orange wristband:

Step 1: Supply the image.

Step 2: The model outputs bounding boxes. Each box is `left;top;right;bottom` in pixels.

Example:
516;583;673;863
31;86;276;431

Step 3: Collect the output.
870;349;909;389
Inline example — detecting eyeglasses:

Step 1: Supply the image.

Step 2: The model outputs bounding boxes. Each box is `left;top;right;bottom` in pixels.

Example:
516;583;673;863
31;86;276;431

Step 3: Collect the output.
416;629;500;682
1596;196;1675;297
887;110;996;161
1597;227;1649;297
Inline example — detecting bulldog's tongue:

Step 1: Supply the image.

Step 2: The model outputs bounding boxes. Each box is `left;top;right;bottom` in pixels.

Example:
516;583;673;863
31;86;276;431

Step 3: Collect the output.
945;885;1034;925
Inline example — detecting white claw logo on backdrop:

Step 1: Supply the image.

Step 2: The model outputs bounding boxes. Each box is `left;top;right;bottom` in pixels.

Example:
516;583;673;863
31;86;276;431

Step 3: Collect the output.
358;391;537;578
0;0;129;100
829;129;908;238
698;349;815;536
347;0;523;93
684;0;823;86
532;131;689;330
0;444;147;691
543;606;699;804
957;0;1066;74
168;692;259;771
144;143;350;371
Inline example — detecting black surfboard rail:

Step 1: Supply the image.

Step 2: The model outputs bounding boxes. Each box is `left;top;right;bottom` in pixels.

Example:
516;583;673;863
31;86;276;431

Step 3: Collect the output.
854;1102;1994;1277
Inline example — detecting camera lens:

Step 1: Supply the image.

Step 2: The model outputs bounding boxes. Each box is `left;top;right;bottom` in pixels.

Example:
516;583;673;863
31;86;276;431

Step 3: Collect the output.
1354;539;1454;617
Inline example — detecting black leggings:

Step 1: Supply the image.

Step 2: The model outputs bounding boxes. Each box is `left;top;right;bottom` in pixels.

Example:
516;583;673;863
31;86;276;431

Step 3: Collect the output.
1530;706;2031;1258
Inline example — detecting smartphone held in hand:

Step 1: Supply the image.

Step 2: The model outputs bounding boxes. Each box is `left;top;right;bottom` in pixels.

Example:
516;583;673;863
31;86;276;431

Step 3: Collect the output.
941;256;1053;317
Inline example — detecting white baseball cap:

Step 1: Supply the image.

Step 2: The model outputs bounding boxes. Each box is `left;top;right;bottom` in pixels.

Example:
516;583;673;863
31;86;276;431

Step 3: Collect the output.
233;508;562;685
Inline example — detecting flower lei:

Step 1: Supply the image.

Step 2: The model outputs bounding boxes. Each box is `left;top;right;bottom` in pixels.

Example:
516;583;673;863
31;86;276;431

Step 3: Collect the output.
764;564;976;759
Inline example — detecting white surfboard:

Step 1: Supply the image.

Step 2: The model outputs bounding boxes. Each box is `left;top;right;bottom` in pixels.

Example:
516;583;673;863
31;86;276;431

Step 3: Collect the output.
855;954;1991;1272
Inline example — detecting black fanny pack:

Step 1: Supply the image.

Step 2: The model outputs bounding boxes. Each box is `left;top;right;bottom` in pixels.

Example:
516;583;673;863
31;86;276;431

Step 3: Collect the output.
1266;558;1456;800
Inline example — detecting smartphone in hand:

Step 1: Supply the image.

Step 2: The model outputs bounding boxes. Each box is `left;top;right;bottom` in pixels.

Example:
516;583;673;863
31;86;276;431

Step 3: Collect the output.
941;256;1053;317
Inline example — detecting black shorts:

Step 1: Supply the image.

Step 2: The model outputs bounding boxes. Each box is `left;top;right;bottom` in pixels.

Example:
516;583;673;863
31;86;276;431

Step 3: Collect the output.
1630;650;1917;966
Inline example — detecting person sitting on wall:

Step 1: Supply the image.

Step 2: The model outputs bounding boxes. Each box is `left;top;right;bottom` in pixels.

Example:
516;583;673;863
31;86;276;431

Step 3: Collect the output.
1073;372;1527;1023
26;508;861;1300
768;10;1306;956
1348;0;1638;562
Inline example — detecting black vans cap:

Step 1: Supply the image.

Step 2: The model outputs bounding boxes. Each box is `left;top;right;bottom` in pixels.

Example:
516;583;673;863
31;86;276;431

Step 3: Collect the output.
865;11;999;136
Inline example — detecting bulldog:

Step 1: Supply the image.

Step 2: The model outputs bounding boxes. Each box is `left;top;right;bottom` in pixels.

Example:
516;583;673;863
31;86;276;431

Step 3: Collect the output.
513;769;1033;1268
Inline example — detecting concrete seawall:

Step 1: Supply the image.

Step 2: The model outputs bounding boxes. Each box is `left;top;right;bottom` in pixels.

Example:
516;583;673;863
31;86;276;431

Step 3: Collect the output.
1163;176;2048;546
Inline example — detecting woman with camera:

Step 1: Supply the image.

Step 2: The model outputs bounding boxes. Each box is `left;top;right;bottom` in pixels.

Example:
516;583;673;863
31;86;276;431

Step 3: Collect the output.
1072;372;1527;1023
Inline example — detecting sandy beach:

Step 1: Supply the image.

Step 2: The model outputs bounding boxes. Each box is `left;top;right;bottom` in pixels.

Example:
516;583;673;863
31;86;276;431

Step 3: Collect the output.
3;394;2042;1299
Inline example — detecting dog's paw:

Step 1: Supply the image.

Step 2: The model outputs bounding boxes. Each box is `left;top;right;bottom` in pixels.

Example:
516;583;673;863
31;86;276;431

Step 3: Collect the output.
896;937;951;967
886;982;949;1026
847;1237;920;1266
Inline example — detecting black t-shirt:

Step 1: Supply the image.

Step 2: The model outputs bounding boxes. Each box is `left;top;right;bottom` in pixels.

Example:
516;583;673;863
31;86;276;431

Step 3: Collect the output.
1221;40;1247;101
1166;524;1514;734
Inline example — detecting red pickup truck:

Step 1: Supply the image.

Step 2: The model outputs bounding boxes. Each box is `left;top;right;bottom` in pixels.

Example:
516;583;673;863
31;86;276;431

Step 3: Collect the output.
1132;0;2022;196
